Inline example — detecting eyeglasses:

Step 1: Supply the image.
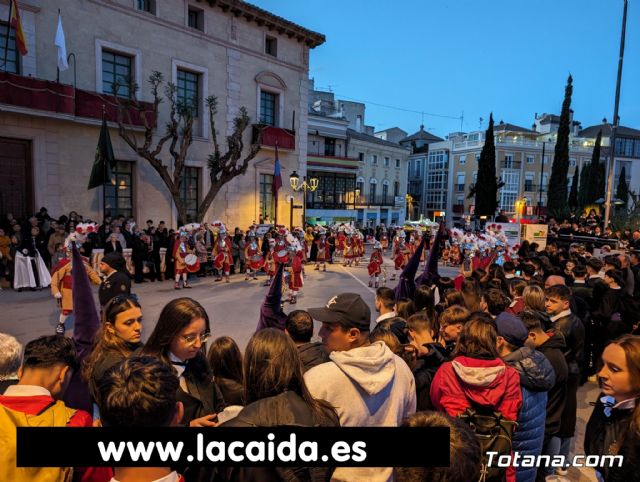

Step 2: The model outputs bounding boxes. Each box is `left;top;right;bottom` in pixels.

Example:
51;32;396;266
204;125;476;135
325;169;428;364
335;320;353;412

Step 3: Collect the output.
182;332;211;345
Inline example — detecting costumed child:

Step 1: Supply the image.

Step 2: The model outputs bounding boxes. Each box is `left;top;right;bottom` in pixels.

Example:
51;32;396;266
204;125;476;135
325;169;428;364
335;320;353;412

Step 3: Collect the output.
343;233;355;267
172;231;193;289
314;229;330;272
263;238;276;286
368;241;383;288
380;225;389;255
287;239;304;304
213;227;233;283
244;231;264;281
51;226;101;334
391;230;409;280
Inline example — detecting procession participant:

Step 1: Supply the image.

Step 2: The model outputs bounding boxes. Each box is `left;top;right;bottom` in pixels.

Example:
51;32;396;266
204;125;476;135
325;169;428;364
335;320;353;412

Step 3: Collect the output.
392;231;410;281
51;231;101;335
314;229;330;272
14;226;51;291
368;241;384;288
327;229;336;263
354;231;365;266
172;231;193;290
336;227;346;259
380;224;389;255
213;227;233;283
263;238;276;286
287;242;304;304
273;228;290;266
343;232;355;267
243;231;263;281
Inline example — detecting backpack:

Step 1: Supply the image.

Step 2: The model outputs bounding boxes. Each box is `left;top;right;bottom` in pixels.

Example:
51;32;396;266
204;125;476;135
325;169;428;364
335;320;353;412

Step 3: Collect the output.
458;402;518;482
0;400;76;482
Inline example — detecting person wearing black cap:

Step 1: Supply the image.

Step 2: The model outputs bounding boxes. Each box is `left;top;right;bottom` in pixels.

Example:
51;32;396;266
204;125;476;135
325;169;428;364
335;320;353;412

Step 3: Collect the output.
495;312;556;482
304;292;416;482
99;252;131;307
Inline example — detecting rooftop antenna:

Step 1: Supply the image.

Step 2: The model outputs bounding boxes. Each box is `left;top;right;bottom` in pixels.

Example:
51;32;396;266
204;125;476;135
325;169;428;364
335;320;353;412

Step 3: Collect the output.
460;111;464;131
479;117;484;130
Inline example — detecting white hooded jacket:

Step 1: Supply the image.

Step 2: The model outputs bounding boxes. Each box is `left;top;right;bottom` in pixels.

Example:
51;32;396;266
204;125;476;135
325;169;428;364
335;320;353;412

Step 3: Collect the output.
305;341;416;482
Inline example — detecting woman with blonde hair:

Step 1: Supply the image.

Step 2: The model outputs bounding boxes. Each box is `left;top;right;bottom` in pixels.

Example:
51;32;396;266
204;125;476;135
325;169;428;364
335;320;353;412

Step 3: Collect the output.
523;284;546;312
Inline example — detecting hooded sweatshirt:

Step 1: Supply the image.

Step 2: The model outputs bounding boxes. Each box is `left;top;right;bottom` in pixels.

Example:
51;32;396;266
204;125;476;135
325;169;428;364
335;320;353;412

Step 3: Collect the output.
305;341;416;482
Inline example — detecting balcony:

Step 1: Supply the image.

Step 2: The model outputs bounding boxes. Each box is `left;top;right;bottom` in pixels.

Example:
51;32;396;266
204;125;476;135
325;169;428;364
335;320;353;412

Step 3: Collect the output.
355;194;401;207
500;160;522;169
307;154;359;171
252;124;295;151
456;184;465;192
523;184;548;192
0;72;155;127
452;204;465;214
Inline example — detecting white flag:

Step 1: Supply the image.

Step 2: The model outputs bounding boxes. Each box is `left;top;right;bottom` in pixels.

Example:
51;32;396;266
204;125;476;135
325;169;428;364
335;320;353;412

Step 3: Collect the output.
55;13;68;71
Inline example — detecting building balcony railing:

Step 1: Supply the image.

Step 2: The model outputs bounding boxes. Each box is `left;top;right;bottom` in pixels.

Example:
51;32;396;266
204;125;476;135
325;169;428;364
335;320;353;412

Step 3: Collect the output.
0;71;155;127
456;184;465;192
307;154;359;170
355;194;403;207
500;160;522;169
252;124;296;151
523;183;548;192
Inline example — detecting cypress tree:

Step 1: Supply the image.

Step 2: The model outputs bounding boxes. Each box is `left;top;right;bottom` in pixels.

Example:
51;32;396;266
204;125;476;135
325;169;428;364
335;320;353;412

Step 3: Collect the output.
586;130;602;204
568;167;579;209
547;75;573;217
616;166;629;206
468;113;500;217
577;163;590;210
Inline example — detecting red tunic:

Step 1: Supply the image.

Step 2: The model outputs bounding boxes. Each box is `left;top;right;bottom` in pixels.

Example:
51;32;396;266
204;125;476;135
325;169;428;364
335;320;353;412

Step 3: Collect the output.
288;252;303;290
244;242;264;270
213;237;232;271
315;239;329;261
337;232;346;251
368;251;383;276
273;240;290;264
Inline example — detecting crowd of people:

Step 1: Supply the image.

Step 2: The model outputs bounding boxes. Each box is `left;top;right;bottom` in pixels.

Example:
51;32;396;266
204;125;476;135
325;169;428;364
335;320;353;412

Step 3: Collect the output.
1;206;640;482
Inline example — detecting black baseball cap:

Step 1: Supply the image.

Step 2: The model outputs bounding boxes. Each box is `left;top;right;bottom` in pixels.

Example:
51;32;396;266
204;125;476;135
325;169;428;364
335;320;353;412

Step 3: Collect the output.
308;293;371;332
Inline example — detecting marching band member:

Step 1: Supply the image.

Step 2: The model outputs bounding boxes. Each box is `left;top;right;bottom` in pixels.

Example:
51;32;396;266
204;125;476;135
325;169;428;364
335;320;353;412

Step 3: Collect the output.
213;228;233;283
244;231;264;281
51;228;101;334
368;241;383;288
263;238;276;286
172;231;193;289
315;230;330;272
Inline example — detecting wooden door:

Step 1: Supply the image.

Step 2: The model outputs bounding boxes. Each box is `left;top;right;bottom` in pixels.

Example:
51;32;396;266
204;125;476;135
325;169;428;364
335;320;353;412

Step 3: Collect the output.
0;137;33;219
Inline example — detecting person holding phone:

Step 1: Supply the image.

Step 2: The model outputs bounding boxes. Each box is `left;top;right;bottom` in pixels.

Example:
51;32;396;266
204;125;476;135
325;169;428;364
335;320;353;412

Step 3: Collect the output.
143;297;225;427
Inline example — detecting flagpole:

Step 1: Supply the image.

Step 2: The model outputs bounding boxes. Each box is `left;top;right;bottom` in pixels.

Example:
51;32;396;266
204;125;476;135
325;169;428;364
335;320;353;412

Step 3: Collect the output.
274;142;278;226
56;9;61;82
2;1;12;72
102;105;106;222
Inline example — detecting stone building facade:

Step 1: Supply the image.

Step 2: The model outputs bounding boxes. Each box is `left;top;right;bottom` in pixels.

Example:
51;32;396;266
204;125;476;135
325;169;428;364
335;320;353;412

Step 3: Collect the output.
0;0;323;228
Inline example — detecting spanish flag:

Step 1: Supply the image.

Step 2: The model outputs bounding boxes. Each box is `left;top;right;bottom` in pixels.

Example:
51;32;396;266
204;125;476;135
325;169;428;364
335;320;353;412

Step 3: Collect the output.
9;0;28;56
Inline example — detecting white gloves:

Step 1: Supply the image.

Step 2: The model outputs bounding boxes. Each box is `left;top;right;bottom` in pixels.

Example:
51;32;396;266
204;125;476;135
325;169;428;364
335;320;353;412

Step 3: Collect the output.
54;292;62;299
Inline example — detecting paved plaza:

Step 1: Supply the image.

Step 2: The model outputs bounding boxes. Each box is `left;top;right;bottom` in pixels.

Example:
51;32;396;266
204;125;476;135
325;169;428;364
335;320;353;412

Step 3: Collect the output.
0;252;598;480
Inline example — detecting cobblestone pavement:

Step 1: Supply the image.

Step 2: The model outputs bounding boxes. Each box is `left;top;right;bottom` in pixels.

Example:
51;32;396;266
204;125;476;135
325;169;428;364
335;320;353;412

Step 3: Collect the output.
0;251;599;480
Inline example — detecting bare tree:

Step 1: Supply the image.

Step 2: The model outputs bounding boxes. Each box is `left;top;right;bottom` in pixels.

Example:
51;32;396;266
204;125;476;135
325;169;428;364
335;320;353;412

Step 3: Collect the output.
113;71;262;225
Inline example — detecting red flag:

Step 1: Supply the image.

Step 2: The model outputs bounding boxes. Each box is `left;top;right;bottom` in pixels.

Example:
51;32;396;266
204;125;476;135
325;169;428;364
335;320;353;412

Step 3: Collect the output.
9;0;28;56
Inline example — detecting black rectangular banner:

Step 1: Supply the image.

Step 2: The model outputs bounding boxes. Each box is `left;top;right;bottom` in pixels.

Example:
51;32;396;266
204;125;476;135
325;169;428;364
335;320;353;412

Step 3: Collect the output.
17;427;449;467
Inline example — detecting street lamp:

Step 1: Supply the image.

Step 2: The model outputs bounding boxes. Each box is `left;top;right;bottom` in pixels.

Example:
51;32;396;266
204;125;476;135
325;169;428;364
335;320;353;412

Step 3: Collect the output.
405;194;413;221
289;170;318;227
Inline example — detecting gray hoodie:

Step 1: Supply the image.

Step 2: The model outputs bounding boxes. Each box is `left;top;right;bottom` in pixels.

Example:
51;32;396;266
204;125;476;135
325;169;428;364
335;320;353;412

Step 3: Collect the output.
305;341;416;482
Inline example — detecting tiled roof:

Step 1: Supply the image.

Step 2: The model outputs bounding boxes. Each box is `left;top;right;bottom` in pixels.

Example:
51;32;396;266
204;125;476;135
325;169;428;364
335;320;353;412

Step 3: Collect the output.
347;129;410;149
400;125;444;143
212;0;325;48
494;122;537;134
578;124;640;139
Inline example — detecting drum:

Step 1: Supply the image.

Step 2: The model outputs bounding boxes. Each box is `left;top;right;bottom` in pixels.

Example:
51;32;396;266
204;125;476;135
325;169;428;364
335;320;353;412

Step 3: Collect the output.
274;249;289;264
248;254;264;271
185;254;200;273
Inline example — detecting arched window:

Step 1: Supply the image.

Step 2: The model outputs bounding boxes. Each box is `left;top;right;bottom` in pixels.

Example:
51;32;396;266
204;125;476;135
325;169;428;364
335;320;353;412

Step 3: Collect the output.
369;178;378;203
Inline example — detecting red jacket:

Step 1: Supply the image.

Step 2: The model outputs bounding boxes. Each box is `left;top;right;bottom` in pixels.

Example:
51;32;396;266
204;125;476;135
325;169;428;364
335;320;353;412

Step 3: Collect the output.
430;356;522;482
